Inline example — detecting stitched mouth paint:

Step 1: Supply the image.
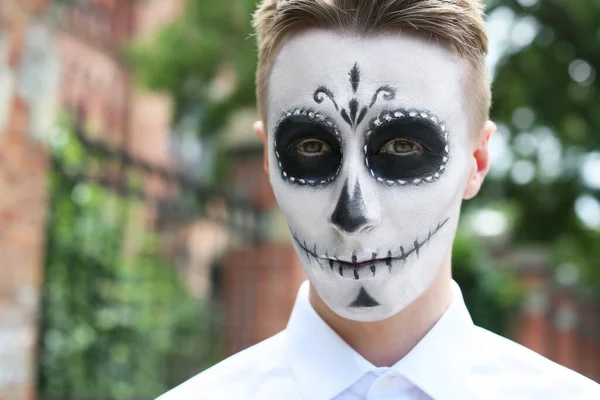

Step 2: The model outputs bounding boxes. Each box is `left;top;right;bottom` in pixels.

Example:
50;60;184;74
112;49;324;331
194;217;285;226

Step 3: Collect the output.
266;30;472;321
291;217;449;280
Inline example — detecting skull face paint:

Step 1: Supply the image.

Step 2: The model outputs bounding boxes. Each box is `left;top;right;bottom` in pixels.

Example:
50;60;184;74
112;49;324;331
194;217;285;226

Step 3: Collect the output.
267;30;473;321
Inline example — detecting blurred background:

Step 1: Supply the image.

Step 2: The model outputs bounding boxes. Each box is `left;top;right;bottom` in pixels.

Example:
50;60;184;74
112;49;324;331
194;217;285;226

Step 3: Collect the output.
0;0;599;398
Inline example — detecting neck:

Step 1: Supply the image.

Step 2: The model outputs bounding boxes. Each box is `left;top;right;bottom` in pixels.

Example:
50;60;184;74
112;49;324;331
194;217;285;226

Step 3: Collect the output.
309;254;453;367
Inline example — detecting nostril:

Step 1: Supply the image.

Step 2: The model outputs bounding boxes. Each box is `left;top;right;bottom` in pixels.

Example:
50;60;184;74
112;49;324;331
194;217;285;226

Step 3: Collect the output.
360;226;374;234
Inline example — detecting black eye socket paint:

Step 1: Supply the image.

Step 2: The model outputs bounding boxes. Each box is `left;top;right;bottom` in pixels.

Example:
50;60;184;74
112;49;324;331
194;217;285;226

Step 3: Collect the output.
274;109;343;186
364;109;449;185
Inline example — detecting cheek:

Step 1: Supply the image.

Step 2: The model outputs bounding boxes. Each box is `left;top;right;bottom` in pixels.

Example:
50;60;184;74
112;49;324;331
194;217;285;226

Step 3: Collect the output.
376;147;469;223
269;168;334;227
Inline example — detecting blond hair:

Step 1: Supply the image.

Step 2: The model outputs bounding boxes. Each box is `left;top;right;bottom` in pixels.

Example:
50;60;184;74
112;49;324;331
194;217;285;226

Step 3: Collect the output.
252;0;490;134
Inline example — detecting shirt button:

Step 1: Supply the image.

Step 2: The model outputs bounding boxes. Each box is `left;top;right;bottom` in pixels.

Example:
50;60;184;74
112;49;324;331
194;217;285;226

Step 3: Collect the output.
378;375;396;389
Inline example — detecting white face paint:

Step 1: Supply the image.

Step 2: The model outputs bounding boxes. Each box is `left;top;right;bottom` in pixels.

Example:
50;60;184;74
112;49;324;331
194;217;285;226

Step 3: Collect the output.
267;30;472;321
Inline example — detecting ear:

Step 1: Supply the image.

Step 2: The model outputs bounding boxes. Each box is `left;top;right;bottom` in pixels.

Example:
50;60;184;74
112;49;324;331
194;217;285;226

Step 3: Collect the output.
253;120;269;174
463;120;496;200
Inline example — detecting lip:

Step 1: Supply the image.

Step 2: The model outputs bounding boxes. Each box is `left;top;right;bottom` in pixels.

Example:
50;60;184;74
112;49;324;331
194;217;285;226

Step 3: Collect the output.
291;217;450;281
329;256;397;280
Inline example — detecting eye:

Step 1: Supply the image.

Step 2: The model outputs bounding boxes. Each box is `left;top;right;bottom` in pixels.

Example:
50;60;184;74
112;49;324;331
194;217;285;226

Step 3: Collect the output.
274;114;342;184
380;139;423;155
293;139;332;156
364;111;447;182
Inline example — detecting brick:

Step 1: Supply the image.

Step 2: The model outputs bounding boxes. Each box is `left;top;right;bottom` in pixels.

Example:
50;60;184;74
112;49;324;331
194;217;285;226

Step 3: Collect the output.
1;1;184;398
0;5;48;399
223;243;305;356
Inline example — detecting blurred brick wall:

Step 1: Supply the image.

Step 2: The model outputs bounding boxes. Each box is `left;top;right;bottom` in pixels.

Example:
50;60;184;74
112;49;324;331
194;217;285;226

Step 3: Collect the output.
0;2;50;399
0;1;183;399
57;0;179;148
223;155;306;355
56;0;180;259
133;0;184;40
224;244;306;355
0;99;48;400
57;31;129;144
511;250;600;382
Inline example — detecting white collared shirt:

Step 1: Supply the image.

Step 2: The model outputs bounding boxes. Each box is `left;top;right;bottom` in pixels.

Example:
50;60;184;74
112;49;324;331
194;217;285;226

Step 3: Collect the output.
158;281;600;400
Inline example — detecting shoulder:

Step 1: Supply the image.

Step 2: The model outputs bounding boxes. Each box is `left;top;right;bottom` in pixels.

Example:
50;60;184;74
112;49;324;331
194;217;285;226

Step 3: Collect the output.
470;326;600;399
156;331;298;400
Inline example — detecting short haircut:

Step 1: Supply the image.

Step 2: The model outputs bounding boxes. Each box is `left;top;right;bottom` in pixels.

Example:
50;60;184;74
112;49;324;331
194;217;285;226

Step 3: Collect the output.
252;0;491;135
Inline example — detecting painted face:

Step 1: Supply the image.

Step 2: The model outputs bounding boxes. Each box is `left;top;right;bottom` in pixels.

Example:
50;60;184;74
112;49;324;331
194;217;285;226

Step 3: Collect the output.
267;30;473;321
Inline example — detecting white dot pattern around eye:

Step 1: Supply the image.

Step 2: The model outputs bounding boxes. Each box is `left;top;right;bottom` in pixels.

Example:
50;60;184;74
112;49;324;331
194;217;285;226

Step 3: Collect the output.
363;108;450;187
274;107;343;187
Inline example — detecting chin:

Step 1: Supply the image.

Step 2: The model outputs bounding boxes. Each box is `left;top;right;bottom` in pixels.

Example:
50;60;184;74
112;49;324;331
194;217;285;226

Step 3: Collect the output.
289;219;454;322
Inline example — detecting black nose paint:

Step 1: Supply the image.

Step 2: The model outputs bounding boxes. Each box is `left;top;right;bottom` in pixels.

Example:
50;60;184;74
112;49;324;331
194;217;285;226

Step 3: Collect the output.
331;179;368;234
349;287;380;308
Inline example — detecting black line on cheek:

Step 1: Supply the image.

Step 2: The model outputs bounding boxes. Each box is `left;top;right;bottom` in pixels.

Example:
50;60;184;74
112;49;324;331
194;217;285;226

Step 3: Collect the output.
303;241;311;260
437;218;450;232
292;217;450;280
386;250;392;272
349;287;380;308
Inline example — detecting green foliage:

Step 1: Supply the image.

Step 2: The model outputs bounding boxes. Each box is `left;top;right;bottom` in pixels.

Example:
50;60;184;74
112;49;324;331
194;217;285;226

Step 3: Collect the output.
452;233;523;336
130;0;258;136
479;0;600;289
38;118;221;399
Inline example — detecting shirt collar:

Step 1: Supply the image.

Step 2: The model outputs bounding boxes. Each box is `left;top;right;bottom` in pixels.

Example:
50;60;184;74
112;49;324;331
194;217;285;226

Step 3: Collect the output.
285;280;474;400
391;280;474;400
285;281;375;400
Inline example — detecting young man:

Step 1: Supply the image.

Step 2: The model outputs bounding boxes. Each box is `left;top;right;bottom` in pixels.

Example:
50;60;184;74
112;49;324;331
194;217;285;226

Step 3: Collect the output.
159;0;600;398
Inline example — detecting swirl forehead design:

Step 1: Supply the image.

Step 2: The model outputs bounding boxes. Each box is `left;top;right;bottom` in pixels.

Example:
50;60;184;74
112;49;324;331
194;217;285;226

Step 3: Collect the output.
313;63;396;130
